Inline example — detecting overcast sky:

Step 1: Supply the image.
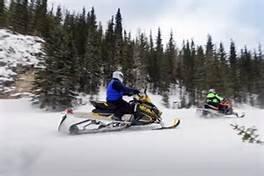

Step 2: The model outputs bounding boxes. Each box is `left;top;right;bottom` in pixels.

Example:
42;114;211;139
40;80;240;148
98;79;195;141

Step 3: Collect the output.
49;0;263;50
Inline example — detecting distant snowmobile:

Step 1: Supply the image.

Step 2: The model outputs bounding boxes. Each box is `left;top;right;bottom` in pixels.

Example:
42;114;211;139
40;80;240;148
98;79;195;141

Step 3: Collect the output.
58;89;180;135
197;98;245;118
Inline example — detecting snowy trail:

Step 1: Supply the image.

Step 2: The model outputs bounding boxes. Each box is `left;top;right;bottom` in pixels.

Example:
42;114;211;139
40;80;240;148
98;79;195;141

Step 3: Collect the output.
0;98;264;176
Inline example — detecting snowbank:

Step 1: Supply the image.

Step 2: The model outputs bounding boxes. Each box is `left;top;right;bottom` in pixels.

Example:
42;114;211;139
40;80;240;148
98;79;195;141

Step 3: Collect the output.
0;29;44;94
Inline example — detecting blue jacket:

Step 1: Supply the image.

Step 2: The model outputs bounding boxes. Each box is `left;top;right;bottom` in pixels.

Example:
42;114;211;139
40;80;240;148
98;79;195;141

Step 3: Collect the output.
107;79;137;102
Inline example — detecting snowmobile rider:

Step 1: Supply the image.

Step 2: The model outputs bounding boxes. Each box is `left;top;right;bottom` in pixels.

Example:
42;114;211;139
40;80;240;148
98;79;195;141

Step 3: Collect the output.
205;89;224;110
106;71;140;121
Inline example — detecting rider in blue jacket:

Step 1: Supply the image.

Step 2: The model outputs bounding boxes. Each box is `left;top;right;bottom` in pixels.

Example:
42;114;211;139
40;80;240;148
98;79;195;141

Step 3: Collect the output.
107;71;140;121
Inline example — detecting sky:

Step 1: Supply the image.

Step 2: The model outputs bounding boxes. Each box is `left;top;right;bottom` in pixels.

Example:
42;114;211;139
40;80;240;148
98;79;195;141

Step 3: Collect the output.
48;0;263;50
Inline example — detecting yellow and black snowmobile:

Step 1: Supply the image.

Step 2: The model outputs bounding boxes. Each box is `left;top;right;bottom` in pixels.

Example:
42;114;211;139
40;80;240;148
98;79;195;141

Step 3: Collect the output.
58;90;180;135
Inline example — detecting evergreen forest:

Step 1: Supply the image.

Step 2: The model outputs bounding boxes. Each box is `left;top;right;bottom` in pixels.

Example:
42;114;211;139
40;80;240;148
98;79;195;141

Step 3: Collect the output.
0;0;264;110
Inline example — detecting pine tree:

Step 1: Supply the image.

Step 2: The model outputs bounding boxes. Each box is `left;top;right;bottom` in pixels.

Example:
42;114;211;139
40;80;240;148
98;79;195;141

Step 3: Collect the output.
121;31;130;82
133;33;149;88
75;8;89;91
122;31;135;86
114;8;123;67
33;25;77;110
33;0;49;37
239;47;254;103
114;8;122;39
147;30;155;91
193;45;206;104
189;40;197;105
153;28;163;92
165;32;177;84
0;0;6;27
7;0;14;29
82;7;102;95
217;42;233;97
75;8;87;57
54;5;62;25
160;32;175;105
176;46;184;93
228;41;240;101
27;0;35;34
20;0;29;34
205;35;218;90
8;0;29;34
102;16;115;83
181;40;195;106
256;45;264;107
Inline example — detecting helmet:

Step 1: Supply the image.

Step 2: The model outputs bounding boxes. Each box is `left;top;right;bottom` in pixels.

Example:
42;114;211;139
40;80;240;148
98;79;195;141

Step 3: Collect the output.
112;71;124;83
209;88;216;93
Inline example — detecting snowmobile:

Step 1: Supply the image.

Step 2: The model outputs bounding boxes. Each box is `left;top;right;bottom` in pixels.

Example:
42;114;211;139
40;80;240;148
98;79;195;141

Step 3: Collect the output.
58;89;180;135
196;98;245;118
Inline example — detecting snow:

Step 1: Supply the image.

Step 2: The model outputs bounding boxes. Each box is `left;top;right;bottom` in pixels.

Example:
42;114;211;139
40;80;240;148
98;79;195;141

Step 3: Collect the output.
0;29;44;93
0;93;264;176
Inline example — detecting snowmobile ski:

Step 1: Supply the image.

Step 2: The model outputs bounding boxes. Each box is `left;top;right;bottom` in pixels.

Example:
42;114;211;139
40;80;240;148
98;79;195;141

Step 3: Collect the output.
234;112;245;118
197;108;245;118
152;118;180;130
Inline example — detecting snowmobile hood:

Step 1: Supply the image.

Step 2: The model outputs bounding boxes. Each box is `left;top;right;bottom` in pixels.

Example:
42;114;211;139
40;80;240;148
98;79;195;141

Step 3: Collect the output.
138;94;152;103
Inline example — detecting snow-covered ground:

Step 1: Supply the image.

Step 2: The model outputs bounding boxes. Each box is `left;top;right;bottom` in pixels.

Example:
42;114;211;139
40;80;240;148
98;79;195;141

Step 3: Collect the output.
0;94;264;176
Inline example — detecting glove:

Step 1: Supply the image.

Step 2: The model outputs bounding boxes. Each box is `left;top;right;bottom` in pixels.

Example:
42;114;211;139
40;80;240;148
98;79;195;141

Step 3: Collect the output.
133;89;140;95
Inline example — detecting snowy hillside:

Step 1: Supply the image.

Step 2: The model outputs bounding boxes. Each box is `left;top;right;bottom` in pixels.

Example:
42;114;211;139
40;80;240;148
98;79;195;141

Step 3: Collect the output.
0;29;44;95
0;93;263;176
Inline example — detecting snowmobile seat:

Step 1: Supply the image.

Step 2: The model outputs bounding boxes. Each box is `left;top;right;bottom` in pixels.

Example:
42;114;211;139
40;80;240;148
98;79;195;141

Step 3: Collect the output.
90;101;116;114
91;109;114;114
90;101;116;110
